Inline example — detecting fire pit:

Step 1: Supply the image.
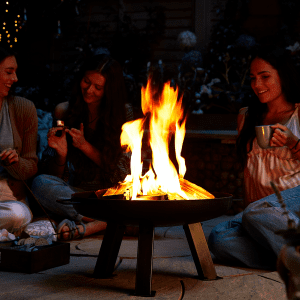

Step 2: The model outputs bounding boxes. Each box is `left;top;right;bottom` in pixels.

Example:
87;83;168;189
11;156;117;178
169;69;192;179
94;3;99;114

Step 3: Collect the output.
59;75;233;296
59;191;232;296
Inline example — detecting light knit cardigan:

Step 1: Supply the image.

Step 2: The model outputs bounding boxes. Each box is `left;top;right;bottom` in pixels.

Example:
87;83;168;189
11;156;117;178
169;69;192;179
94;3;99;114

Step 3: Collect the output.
4;96;38;181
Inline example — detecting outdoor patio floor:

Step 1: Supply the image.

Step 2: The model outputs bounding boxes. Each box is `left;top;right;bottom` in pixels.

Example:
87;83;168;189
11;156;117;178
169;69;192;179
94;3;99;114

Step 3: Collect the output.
0;215;287;300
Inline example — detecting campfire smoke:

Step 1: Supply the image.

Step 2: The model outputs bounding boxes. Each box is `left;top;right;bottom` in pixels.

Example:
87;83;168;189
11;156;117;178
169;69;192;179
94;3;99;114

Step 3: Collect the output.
101;77;214;200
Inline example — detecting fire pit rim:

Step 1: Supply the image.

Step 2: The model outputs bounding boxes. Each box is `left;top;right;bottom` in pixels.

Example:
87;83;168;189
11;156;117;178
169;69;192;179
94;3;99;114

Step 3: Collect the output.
57;192;233;227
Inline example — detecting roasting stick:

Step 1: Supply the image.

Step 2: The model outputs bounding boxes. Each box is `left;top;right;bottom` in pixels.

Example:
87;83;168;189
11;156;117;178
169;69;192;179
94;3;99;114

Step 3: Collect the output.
20;172;83;238
270;181;296;230
20;177;57;233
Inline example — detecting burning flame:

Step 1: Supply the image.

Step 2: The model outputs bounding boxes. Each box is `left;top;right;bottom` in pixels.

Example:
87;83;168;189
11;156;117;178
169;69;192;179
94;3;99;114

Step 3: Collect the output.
102;77;215;200
121;78;188;199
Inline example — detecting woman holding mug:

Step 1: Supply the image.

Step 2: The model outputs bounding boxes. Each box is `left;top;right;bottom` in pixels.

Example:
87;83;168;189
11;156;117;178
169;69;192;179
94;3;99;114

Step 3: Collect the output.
208;45;300;269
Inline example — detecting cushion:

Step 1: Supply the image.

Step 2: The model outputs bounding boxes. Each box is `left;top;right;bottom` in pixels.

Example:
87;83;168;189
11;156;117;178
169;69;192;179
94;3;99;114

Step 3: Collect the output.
24;220;57;242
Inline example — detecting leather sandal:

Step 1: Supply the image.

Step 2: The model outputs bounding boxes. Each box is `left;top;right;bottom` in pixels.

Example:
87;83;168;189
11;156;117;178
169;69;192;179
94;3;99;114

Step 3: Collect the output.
56;219;86;240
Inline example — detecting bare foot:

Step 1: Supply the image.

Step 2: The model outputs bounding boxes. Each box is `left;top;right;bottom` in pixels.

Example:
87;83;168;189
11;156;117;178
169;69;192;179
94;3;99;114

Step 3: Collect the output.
60;220;107;240
82;216;95;222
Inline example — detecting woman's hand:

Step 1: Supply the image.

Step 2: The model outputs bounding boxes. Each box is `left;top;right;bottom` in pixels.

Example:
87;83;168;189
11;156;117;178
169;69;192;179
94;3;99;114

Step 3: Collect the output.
65;123;87;150
47;127;68;157
270;123;298;148
0;148;19;166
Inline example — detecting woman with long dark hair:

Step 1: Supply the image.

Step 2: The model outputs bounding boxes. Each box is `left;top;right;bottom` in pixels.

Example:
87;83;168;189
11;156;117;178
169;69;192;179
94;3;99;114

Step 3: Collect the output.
0;46;38;236
208;45;300;269
31;54;131;240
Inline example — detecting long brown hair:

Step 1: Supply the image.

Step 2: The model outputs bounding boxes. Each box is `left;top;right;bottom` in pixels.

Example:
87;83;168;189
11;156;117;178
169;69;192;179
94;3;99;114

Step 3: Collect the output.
236;45;300;168
66;54;127;187
0;46;17;100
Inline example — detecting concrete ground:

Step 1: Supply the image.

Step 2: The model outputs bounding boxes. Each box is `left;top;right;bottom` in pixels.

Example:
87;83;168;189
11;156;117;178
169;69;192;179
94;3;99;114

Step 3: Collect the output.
0;215;287;300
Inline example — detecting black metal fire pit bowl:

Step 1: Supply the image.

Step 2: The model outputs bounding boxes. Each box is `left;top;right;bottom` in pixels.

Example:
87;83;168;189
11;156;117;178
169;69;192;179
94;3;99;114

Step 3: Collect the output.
58;191;232;297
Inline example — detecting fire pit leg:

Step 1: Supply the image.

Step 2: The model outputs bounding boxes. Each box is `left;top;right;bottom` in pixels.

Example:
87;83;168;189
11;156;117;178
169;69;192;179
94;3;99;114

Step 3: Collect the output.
93;222;125;278
183;222;217;280
135;222;155;297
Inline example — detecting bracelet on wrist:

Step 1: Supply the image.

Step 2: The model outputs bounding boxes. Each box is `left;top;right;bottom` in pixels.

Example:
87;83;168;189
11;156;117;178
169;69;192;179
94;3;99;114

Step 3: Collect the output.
290;138;300;150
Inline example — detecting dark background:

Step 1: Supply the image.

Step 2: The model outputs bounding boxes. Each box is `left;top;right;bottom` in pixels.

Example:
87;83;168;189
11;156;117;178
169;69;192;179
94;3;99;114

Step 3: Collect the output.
1;0;300;114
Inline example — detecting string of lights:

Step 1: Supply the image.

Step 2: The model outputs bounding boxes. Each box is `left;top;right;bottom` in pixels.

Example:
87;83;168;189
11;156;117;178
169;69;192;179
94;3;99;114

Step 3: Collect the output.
0;1;24;48
0;0;83;48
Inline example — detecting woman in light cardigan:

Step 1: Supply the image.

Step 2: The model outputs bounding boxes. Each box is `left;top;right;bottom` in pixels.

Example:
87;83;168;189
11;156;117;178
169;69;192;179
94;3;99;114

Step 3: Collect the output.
0;46;38;236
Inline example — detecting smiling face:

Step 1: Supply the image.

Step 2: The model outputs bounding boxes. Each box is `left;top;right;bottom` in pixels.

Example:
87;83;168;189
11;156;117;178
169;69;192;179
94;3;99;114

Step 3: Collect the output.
250;57;285;105
0;55;18;101
80;71;106;105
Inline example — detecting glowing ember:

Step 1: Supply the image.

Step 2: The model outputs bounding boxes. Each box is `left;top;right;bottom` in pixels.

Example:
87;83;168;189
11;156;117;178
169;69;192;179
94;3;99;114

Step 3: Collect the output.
103;77;214;200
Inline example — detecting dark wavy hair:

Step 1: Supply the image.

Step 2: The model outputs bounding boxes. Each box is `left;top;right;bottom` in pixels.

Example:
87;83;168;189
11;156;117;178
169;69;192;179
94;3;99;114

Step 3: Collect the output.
236;45;300;168
65;54;127;187
0;46;17;99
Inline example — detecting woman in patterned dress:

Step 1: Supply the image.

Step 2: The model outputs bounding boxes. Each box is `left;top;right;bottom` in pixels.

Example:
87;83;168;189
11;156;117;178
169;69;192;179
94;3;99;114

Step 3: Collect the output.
208;45;300;269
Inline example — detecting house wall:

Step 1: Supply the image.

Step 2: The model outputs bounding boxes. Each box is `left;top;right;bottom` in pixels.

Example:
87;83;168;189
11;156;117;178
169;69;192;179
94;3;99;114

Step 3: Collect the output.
124;0;195;64
73;0;196;65
242;0;282;41
195;0;227;53
67;0;230;66
18;1;300;72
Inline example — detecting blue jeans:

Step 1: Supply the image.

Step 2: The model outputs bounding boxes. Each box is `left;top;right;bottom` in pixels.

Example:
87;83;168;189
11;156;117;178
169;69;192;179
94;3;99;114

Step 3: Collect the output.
31;174;84;222
208;185;300;269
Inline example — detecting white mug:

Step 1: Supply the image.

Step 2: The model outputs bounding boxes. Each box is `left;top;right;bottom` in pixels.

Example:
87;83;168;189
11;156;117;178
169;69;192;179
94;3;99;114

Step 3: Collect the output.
255;125;274;149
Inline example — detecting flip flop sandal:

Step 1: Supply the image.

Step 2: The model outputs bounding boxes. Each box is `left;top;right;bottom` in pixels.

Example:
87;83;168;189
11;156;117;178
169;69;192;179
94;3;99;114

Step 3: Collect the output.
56;219;86;240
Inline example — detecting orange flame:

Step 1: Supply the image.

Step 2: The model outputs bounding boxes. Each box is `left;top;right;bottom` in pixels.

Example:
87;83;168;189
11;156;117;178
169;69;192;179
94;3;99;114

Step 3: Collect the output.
121;77;188;199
